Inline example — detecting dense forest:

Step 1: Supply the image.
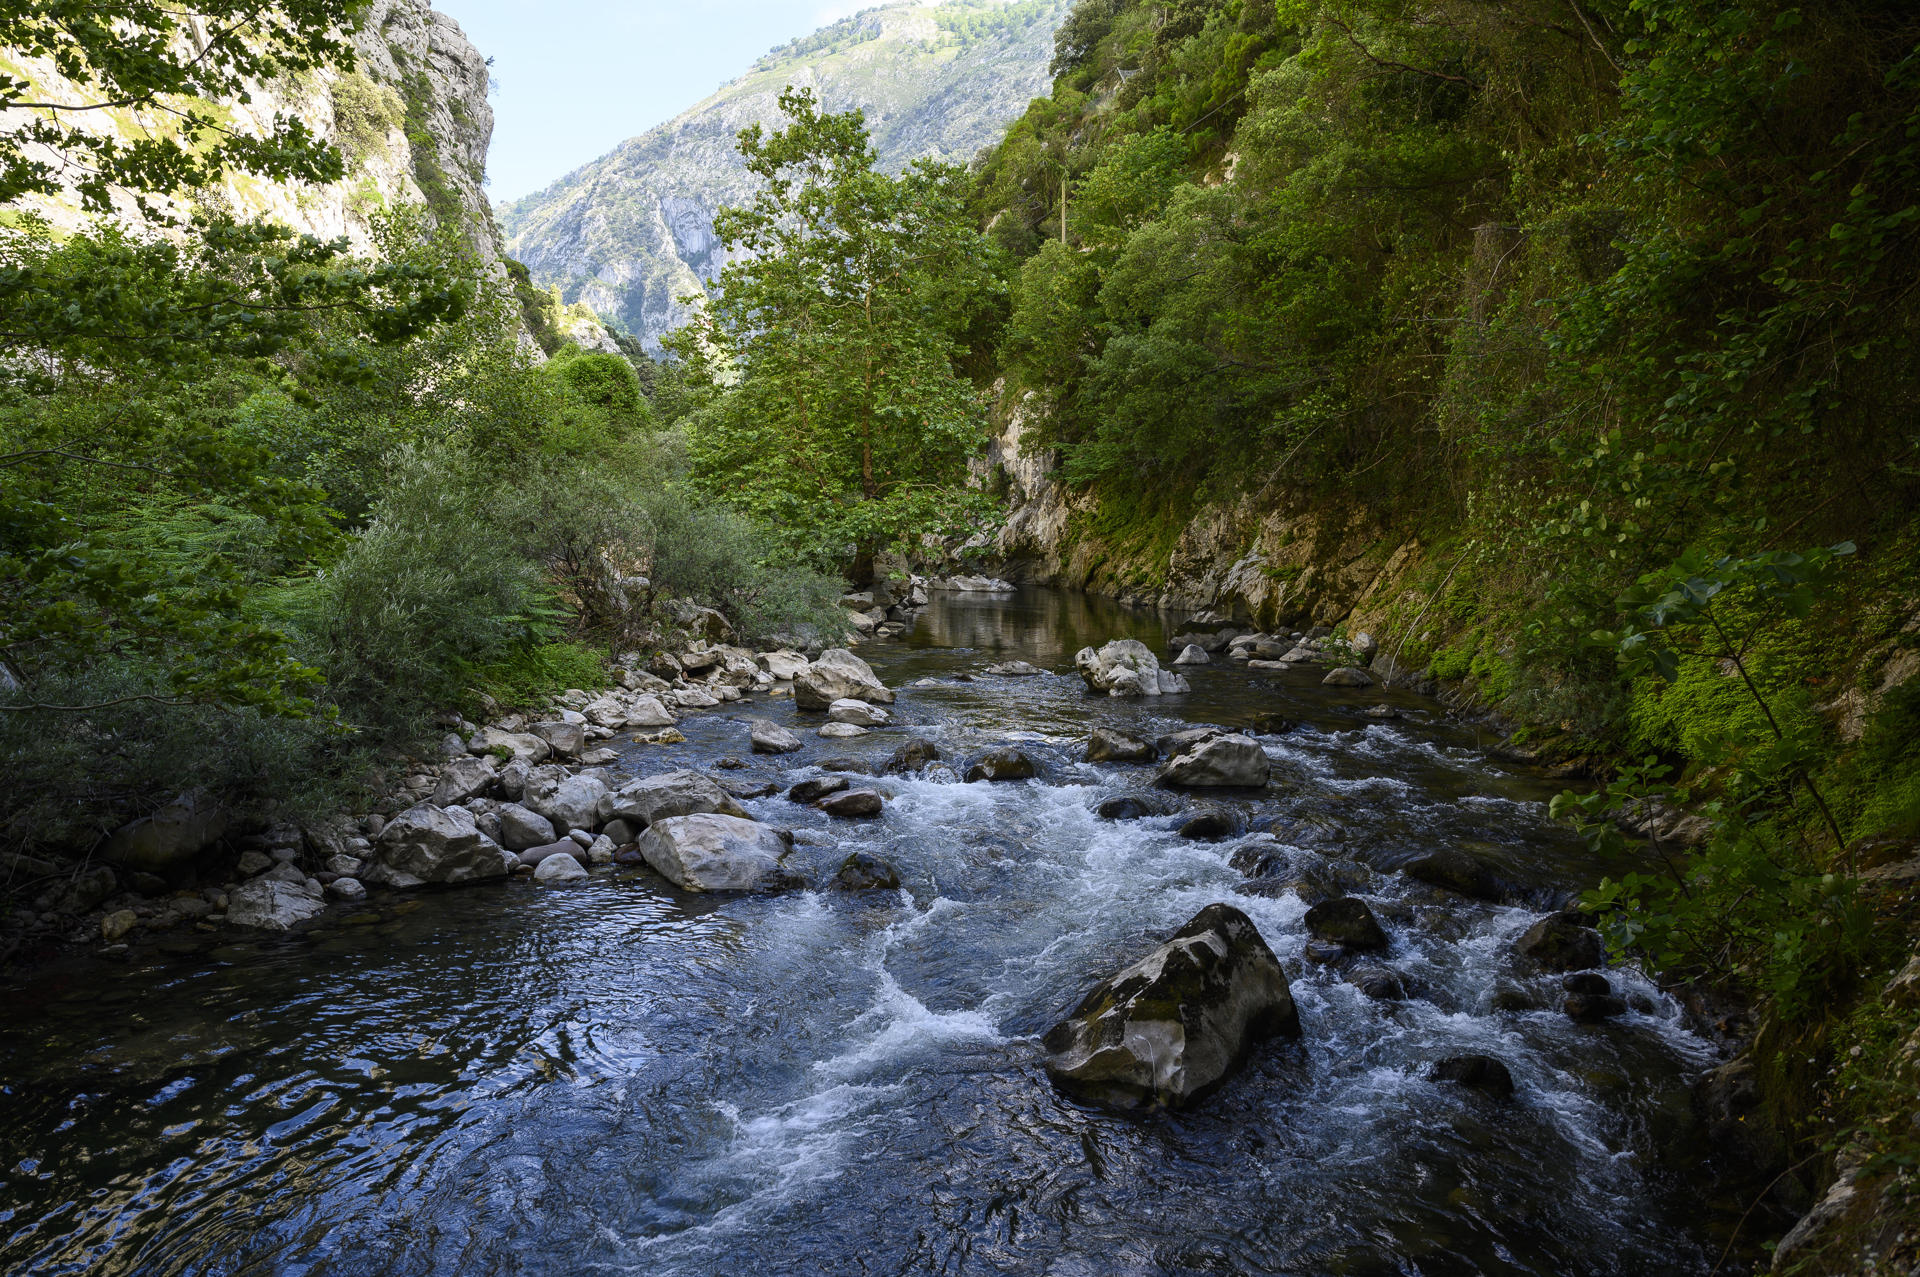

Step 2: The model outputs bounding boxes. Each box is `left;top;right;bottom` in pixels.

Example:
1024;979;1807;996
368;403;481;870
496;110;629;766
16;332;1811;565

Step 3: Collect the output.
954;0;1920;1260
4;0;1920;1269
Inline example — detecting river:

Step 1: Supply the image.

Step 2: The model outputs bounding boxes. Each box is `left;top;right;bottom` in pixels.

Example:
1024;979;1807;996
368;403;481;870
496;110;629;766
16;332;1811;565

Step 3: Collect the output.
0;590;1721;1275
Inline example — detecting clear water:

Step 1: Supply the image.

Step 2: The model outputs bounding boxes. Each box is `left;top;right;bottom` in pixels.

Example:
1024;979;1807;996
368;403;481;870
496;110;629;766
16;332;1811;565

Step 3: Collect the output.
0;591;1719;1275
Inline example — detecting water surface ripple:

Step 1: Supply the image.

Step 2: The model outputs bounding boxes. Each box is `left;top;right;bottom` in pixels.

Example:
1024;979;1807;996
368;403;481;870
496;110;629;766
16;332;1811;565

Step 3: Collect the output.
0;591;1715;1275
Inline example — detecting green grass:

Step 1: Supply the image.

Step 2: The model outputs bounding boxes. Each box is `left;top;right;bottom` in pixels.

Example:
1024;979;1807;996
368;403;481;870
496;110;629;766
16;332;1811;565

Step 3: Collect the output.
465;641;612;712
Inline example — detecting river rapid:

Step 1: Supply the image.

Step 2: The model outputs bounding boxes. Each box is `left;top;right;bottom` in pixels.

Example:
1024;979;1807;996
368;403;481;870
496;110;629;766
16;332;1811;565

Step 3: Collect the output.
1;590;1722;1276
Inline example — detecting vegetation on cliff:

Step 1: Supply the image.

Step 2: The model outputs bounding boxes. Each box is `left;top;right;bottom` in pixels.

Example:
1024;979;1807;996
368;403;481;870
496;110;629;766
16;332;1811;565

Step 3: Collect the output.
967;0;1920;1265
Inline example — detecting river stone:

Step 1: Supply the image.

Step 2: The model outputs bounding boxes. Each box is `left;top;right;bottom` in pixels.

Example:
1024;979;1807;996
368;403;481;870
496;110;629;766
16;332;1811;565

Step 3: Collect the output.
789;776;851;804
471;726;551;765
820;789;884;818
1172;644;1211;666
365;805;514;889
832;852;901;890
529;720;588;758
1042;903;1300;1109
325;877;366;902
1347;966;1407;1000
236;849;274;878
534;852;590;882
100;792;228;875
827;698;890;726
882;740;942;775
1074;639;1190;697
1430;1055;1515;1099
819;722;868;739
1322;666;1376;688
965;748;1038;783
496;758;531;802
759;650;810;680
1403;849;1511;901
985;660;1043;676
1565;993;1628;1023
496;803;558;852
226;878;326;931
1086;728;1155;763
1157;735;1270;788
1304;897;1388;950
638;815;797;892
750;719;804;754
517;840;586;869
1515;912;1605;972
794;648;895;710
606;771;749;828
1098;794;1173;821
1178;810;1239;841
524;772;610;834
626;695;678;729
100;908;140;943
432;755;499;807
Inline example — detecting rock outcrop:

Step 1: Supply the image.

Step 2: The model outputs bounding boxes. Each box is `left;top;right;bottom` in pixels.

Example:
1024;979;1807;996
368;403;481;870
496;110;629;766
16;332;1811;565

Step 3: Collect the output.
1074;640;1190;697
1157;735;1271;788
794;649;896;710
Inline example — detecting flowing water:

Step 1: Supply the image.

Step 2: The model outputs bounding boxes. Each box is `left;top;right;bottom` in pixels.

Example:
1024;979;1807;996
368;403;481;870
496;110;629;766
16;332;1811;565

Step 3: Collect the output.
1;591;1722;1275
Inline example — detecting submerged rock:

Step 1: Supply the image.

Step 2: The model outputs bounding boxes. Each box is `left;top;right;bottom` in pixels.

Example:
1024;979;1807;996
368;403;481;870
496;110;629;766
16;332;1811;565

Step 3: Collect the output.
1157;735;1270;788
827;698;890;726
1322;667;1375;688
1430;1055;1515;1099
832;852;901;890
1403;849;1511;901
1097;794;1174;821
1347;966;1407;1001
638;814;798;892
965;748;1038;783
1042;903;1300;1109
1178;809;1239;841
818;722;869;739
985;660;1043;676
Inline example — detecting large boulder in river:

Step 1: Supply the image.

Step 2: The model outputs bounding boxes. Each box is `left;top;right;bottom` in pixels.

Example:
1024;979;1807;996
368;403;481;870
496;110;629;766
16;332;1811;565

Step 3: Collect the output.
1074;639;1190;697
496;802;558;852
794;648;895;710
365;804;515;889
1304;897;1388;950
1042;903;1300;1108
605;770;749;828
1157;735;1270;789
638;814;799;892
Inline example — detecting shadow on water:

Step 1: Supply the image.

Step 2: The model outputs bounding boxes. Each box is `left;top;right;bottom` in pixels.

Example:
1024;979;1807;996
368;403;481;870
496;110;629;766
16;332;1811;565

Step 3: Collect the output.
0;590;1723;1276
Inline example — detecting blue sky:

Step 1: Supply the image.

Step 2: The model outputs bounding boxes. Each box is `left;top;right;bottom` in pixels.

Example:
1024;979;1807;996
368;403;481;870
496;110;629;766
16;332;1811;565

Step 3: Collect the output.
432;1;870;203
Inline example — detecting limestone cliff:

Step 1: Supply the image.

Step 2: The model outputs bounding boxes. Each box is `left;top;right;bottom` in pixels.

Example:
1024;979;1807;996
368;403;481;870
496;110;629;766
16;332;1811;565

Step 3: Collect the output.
2;0;612;351
498;0;1070;348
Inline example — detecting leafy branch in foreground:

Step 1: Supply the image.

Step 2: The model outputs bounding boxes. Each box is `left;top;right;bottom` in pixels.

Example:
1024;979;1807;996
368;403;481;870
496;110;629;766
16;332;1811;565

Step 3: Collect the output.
0;0;367;219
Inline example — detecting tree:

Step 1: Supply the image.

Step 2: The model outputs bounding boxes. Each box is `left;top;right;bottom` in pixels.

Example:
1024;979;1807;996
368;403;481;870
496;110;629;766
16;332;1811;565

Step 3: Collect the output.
0;0;364;219
673;87;997;573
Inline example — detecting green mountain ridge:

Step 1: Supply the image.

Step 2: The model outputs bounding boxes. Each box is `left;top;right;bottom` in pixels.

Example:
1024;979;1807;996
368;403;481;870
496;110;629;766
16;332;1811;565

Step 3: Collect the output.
497;0;1070;347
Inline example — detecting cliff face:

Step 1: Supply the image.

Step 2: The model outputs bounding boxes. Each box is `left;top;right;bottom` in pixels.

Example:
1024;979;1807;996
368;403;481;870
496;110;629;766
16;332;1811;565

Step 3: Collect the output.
986;404;1427;641
7;1;505;285
498;0;1070;348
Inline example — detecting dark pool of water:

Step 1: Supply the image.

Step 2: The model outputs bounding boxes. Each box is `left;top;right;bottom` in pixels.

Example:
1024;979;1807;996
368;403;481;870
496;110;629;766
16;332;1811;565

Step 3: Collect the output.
0;590;1721;1275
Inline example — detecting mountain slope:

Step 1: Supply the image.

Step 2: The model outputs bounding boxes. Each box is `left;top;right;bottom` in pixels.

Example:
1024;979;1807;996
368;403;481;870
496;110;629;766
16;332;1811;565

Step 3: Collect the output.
497;0;1070;347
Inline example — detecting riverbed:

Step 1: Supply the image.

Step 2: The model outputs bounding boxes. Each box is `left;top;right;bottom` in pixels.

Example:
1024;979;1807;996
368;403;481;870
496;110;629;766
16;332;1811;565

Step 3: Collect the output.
0;590;1720;1275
